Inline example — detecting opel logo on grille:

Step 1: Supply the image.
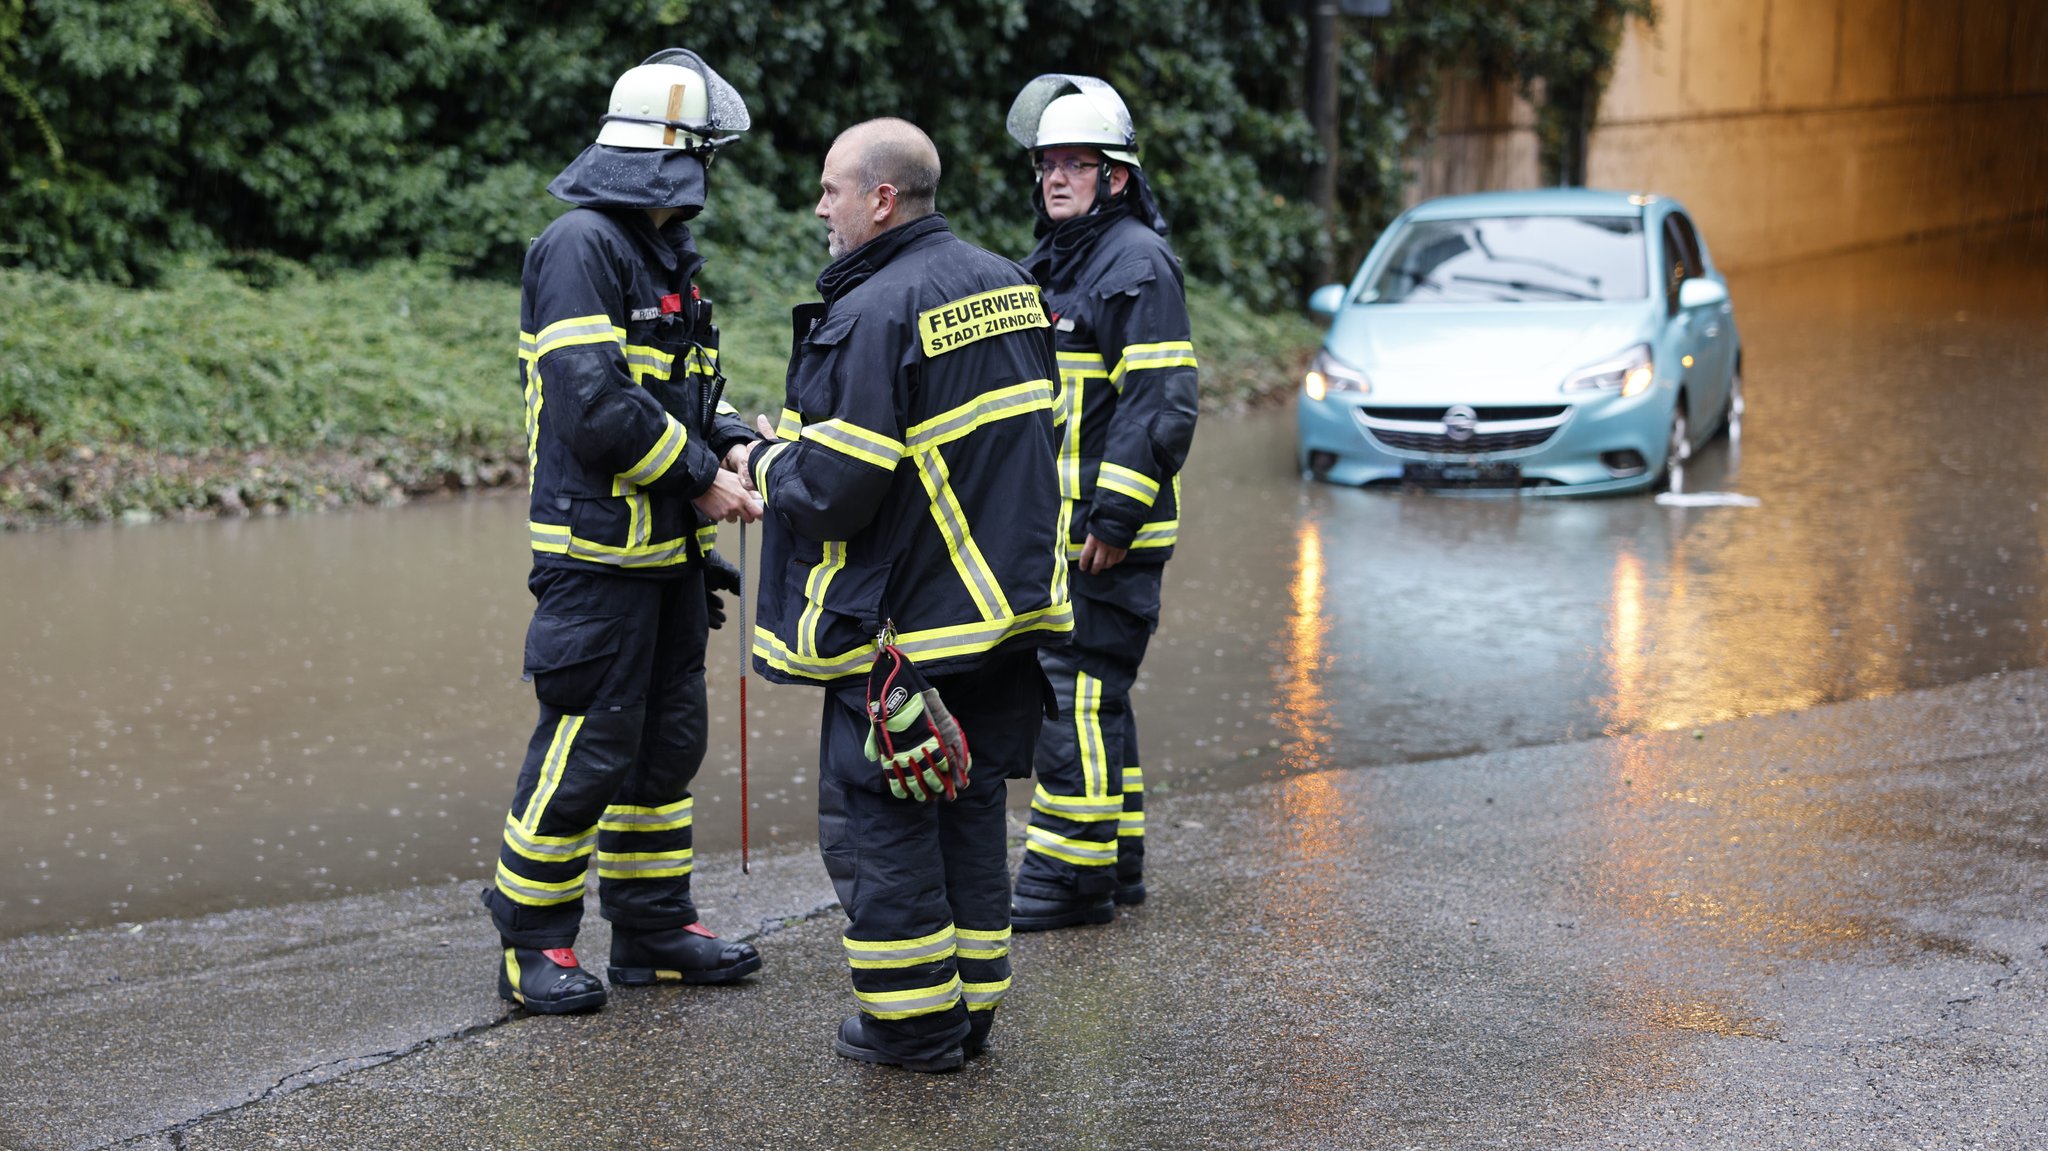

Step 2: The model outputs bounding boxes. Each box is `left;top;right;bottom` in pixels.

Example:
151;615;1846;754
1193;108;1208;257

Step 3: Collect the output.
1442;405;1478;443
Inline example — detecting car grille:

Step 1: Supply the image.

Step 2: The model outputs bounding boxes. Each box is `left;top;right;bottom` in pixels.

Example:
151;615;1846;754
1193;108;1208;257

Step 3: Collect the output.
1356;405;1569;454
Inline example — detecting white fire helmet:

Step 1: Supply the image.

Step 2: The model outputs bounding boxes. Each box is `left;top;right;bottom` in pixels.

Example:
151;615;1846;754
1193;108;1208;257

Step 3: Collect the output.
595;48;749;154
1006;74;1140;168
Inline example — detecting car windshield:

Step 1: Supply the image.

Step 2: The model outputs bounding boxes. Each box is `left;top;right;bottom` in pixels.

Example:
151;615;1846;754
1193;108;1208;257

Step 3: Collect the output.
1362;214;1647;304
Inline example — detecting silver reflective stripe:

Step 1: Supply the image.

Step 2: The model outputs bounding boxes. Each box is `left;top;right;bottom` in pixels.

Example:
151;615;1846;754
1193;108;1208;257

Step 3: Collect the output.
904;380;1055;452
594;853;692;875
1031;787;1122;820
962;980;1011;1006
915;451;1008;621
844;928;957;967
1026;825;1118;864
503;822;597;861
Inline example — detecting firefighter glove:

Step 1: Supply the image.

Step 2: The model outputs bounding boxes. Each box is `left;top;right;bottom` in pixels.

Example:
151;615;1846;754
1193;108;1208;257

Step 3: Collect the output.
864;644;971;802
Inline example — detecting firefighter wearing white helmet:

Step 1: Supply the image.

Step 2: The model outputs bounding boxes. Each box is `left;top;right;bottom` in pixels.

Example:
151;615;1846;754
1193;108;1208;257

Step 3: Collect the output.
1004;74;1199;932
482;49;763;1014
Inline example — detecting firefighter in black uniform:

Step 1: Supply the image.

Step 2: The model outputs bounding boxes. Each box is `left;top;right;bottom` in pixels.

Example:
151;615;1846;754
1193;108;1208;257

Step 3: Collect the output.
1003;75;1200;931
483;49;764;1014
746;118;1069;1071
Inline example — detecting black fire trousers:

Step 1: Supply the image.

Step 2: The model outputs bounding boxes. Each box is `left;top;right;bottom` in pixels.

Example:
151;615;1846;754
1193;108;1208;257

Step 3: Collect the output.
485;563;711;950
817;648;1046;1063
1015;562;1161;902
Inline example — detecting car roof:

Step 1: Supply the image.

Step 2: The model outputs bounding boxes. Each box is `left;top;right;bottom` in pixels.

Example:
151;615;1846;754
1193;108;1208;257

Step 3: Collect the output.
1404;188;1662;220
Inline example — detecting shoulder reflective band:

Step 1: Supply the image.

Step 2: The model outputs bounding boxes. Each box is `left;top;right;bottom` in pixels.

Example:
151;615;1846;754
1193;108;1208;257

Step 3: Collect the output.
917;286;1048;358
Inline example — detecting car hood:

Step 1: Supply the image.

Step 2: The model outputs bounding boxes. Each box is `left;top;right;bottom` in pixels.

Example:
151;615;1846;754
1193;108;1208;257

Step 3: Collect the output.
1326;303;1652;402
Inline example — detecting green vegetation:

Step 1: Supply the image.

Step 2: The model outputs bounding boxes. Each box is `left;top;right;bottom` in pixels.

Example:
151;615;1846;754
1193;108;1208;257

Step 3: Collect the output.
0;0;1644;526
0;240;1320;527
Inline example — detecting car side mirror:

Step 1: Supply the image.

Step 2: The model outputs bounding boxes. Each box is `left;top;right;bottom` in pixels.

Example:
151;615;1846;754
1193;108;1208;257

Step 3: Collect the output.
1677;277;1727;309
1307;283;1347;318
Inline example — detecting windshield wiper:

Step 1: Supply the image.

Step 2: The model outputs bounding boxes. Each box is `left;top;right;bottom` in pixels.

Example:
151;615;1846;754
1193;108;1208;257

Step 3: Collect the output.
1450;274;1598;301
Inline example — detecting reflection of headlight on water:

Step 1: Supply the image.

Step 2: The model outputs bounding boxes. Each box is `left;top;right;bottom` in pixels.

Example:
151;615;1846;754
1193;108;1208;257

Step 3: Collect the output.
1304;350;1370;401
1563;342;1655;397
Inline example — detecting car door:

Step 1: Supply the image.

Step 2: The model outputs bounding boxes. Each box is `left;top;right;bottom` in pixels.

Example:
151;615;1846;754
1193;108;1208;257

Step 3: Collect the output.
1661;211;1731;432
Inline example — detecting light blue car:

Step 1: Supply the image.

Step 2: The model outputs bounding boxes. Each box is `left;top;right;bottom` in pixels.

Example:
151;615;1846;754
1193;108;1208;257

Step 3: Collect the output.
1297;188;1741;494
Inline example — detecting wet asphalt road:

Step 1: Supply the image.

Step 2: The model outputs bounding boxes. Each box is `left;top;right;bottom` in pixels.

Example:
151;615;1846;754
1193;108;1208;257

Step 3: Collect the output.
6;667;2044;1150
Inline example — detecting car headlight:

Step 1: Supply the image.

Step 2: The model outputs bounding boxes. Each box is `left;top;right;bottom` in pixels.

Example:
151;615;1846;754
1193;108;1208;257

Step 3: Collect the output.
1561;343;1655;397
1304;349;1370;402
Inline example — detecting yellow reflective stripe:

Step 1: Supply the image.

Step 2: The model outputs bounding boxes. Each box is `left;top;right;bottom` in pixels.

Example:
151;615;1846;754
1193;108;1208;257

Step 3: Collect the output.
962;978;1011;1008
530;521;695;568
797;541;848;659
623;342;675;385
955;926;1011;961
1024;825;1117;867
1096;461;1160;507
1075;671;1109;797
844;926;957;969
904;380;1055;453
595;849;693;879
519;715;583;833
500;817;597;863
854;976;963;1020
1051;498;1071;605
1119;809;1146;837
1129;519;1178;550
751;600;1074;681
533;315;623;359
1055;375;1086;498
617;413;690;488
752;441;792;505
1030;784;1121;822
523;358;544;495
801;418;904;471
914;449;1013;623
598;798;693;833
776;408;804;439
494;859;587;906
1108;340;1198;390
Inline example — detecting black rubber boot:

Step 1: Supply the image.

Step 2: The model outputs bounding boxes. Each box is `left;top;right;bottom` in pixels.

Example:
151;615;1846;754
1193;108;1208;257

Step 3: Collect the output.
963;1009;994;1059
498;946;607;1014
1114;864;1147;905
607;922;762;986
1010;889;1115;932
833;1015;963;1073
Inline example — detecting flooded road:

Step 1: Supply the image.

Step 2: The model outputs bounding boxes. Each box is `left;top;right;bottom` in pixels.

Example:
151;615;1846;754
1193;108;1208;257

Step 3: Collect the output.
4;226;2045;939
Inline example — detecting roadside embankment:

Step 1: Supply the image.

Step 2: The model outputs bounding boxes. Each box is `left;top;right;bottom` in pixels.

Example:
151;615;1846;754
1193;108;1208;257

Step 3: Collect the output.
0;259;1318;529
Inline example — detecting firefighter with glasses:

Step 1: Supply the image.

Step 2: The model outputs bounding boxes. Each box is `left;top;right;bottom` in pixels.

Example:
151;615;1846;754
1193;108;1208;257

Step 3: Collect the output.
483;49;763;1014
1004;75;1199;932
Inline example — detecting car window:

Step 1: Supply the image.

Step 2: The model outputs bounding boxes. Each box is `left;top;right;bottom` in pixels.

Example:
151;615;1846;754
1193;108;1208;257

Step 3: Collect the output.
1363;215;1647;304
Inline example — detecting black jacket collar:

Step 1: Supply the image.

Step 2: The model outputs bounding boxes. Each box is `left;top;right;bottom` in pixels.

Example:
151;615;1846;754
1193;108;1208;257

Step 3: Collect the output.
817;214;950;302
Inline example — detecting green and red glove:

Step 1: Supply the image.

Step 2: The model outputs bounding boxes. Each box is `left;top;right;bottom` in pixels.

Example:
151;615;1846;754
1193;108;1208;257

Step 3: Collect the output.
863;644;971;802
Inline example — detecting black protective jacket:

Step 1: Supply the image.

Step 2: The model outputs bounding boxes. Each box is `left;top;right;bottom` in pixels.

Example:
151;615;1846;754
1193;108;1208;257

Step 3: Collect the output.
518;208;751;575
1023;202;1199;565
749;214;1072;685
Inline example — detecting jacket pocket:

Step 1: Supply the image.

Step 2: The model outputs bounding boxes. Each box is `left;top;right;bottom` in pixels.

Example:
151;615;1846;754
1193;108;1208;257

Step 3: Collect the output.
524;612;625;712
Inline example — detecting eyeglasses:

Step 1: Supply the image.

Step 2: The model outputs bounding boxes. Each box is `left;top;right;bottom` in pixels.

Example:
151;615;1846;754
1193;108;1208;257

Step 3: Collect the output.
1033;158;1108;178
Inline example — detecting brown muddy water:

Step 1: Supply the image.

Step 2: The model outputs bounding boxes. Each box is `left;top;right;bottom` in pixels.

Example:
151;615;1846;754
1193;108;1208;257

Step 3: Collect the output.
5;226;2046;938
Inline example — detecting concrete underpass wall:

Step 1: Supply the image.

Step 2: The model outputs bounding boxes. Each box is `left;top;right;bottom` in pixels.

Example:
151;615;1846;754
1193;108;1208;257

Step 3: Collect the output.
1407;0;2048;269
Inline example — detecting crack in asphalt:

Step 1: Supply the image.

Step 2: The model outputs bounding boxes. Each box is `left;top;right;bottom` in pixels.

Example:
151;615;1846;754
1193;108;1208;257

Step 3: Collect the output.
91;897;846;1151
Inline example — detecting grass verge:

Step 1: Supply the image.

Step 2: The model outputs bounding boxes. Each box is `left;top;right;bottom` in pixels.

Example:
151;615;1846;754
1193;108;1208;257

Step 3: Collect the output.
0;256;1319;528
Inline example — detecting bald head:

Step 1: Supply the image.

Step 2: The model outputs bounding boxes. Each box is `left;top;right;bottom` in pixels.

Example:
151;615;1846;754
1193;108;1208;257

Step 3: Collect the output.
834;118;941;221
